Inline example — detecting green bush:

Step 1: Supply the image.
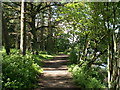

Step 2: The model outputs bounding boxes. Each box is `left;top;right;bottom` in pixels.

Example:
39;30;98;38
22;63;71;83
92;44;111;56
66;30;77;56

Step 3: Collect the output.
69;65;106;88
2;49;43;89
69;49;77;64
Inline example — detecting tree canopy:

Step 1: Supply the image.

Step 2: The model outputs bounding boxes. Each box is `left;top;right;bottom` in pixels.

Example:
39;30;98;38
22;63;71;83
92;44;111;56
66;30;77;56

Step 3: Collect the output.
1;1;120;89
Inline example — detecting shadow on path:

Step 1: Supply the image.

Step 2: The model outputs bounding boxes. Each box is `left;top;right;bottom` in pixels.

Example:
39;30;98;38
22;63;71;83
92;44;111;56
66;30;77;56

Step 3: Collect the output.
35;54;78;89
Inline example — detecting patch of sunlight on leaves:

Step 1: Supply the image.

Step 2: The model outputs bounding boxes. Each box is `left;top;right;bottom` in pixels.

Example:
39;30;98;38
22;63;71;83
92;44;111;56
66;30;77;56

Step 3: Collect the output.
0;47;5;54
32;63;43;73
39;54;54;59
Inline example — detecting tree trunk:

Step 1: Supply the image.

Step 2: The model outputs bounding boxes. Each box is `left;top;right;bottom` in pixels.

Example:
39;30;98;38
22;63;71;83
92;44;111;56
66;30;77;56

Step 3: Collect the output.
0;1;2;52
31;15;38;55
40;13;44;51
0;2;1;89
16;34;20;49
20;0;26;55
47;3;54;54
2;12;10;55
79;33;89;62
106;2;112;88
111;3;119;89
117;31;120;88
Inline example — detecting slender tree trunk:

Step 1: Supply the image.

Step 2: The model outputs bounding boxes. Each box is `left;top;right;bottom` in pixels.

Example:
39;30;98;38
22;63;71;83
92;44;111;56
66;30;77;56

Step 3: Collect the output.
16;34;20;49
40;13;44;51
0;2;1;89
31;15;38;55
73;25;75;43
117;4;120;88
111;3;117;89
106;2;112;88
2;12;10;55
118;31;120;89
79;33;89;62
47;3;54;54
108;42;111;88
118;2;120;86
20;0;26;55
40;29;44;51
0;1;2;52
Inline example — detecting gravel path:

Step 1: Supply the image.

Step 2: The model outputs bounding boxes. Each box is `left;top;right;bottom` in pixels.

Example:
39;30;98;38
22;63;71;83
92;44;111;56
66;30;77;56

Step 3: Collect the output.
35;54;77;89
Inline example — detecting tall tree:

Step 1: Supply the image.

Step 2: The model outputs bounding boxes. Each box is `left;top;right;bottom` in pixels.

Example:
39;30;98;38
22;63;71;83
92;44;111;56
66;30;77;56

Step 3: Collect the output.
2;12;10;55
0;1;2;51
0;2;2;89
40;12;44;51
20;0;26;55
47;2;55;54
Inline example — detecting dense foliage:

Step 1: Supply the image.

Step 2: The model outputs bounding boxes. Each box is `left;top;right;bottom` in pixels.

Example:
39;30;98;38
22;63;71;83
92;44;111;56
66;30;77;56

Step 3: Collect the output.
57;2;120;88
2;49;53;89
69;64;107;88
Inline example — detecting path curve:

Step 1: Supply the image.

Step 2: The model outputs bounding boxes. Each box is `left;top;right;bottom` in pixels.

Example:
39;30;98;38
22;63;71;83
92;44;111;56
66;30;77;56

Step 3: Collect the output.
35;54;77;89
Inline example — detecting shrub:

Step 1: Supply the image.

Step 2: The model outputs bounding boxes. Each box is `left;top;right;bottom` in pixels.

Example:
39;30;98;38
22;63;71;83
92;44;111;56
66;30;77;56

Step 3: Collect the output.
2;49;43;89
69;65;106;88
69;49;77;64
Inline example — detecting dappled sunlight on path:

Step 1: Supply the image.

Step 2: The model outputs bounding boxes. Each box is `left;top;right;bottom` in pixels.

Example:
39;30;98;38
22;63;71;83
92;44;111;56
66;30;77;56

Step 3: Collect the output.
35;54;77;89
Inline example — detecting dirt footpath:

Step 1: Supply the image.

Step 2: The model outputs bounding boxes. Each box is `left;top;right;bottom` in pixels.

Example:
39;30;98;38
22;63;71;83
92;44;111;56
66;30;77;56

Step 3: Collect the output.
35;54;78;89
